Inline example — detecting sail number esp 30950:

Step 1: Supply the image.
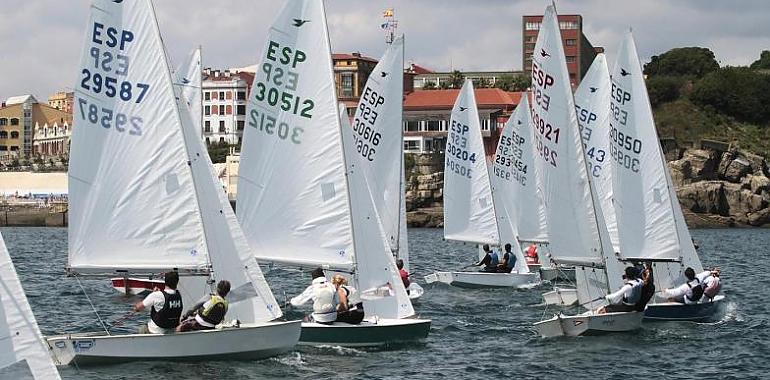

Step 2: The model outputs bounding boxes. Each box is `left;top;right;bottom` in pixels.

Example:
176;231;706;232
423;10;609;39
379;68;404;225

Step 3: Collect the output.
78;23;148;136
249;41;313;144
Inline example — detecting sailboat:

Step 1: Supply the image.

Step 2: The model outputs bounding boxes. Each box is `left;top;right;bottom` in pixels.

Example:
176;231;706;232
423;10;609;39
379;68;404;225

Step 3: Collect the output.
608;31;725;321
542;53;614;307
236;0;430;347
0;233;61;379
530;5;642;337
111;46;202;296
45;0;300;365
425;80;539;288
345;35;422;300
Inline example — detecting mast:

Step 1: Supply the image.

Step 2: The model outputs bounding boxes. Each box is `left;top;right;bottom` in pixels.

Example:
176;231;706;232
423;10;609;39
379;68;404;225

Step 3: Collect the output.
394;35;405;256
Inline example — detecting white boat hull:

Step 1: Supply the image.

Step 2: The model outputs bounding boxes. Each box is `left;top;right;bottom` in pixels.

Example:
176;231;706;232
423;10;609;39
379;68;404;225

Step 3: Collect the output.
644;295;726;321
533;311;643;337
46;320;301;366
299;318;431;347
424;271;539;288
542;287;579;306
407;283;424;300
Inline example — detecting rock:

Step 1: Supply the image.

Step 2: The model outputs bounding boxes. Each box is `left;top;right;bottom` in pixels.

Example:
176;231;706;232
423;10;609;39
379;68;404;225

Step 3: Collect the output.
719;150;752;183
668;149;719;186
750;175;770;196
677;181;728;215
722;183;768;224
747;208;770;226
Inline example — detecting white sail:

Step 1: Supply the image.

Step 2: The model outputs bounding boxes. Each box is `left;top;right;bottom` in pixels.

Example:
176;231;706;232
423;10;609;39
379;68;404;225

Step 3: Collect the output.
530;6;622;294
490;97;535;274
340;104;414;319
0;233;61;379
349;36;405;256
174;47;202;139
237;0;355;271
68;0;209;274
443;80;499;245
574;54;619;253
610;31;682;262
398;170;410;271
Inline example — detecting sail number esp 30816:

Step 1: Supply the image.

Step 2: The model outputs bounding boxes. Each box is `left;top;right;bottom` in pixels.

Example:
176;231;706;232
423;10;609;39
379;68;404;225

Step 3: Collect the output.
351;87;384;162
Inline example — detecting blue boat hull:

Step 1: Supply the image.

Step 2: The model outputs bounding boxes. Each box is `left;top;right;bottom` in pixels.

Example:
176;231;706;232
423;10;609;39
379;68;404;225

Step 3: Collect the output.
643;295;726;322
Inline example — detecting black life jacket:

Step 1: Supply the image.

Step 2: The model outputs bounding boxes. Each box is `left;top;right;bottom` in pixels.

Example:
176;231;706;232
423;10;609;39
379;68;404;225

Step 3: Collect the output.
686;279;704;303
635;281;655;312
150;290;183;329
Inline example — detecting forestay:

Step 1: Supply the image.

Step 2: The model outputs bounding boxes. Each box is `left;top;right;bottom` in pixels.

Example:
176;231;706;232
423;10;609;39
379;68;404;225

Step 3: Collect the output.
490;97;535;274
348;36;405;258
237;0;355;271
443;80;499;245
68;0;209;274
340;105;414;319
529;6;623;293
574;54;619;252
0;233;61;379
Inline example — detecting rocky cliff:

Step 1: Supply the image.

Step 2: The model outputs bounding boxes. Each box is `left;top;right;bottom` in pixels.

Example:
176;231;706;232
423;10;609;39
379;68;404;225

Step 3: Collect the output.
406;147;770;228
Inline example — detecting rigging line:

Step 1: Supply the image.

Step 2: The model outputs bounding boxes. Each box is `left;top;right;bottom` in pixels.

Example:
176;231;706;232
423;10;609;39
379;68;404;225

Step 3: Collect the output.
74;274;110;335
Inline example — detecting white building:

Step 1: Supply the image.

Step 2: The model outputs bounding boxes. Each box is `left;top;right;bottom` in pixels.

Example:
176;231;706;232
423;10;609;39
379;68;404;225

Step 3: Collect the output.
202;69;253;145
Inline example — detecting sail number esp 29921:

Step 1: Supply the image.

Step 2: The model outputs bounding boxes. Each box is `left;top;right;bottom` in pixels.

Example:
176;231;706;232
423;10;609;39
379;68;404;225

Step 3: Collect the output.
531;62;560;168
78;22;147;136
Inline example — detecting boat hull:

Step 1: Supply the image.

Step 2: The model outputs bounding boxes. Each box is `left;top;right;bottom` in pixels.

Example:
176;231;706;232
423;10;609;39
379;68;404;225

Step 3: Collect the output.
110;277;164;296
542;287;579;306
533;311;644;337
407;283;424;301
299;318;431;347
424;271;539;288
46;320;301;366
644;295;726;321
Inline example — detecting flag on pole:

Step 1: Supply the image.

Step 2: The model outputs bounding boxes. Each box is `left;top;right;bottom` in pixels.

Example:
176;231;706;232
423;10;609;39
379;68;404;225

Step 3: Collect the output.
383;8;394;17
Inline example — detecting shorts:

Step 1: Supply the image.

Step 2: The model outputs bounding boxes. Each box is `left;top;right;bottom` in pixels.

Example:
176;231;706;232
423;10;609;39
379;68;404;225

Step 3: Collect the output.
604;304;636;313
177;318;214;332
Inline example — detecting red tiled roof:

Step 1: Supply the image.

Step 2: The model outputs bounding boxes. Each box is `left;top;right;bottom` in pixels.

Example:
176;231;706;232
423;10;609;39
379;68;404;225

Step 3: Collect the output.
404;88;524;110
332;53;378;63
409;64;434;74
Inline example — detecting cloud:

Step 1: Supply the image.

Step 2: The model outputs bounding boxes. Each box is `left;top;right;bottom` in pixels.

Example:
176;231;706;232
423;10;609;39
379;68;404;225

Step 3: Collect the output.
1;0;768;102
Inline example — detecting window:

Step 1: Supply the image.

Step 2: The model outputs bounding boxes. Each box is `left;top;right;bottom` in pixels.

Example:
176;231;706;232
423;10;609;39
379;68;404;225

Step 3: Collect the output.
341;73;354;97
10;146;18;151
219;120;226;133
237;120;244;131
204;106;211;116
404;140;419;151
205;137;210;145
481;118;492;131
404;121;419;132
566;56;576;63
225;91;232;100
204;121;211;133
0;146;6;151
219;137;225;144
10;118;19;126
559;21;579;30
525;43;536;51
237;91;246;101
204;92;211;101
0;131;6;139
525;22;541;31
0;118;6;126
10;131;19;139
219;91;225;100
525;36;537;43
219;106;225;116
425;120;441;131
236;105;246;115
565;39;577;46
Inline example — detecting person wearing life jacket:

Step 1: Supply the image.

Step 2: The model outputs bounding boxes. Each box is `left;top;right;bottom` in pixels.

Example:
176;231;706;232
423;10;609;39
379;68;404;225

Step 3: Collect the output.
497;243;517;273
397;259;410;289
599;267;645;313
525;243;539;265
698;268;722;302
177;280;231;332
133;271;183;334
474;244;498;272
290;267;338;324
661;267;704;304
635;263;656;312
331;275;365;325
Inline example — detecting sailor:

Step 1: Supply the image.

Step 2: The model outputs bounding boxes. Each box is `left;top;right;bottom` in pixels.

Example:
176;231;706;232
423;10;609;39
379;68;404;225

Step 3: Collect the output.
397;259;410;289
331;275;365;325
525;243;539;264
661;267;704;304
497;243;517;273
474;244;498;272
290;267;338;324
598;267;645;313
176;280;231;332
133;271;183;334
700;268;722;301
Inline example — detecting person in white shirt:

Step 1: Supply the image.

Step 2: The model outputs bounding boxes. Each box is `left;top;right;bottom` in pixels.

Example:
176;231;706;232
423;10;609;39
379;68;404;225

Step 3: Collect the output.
290;268;338;324
133;271;183;334
700;268;722;301
598;267;644;314
661;267;705;304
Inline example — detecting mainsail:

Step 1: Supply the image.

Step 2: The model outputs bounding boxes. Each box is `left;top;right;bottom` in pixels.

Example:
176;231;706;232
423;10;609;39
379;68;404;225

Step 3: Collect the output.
490;97;536;274
574;53;620;252
0;233;61;379
237;0;355;271
530;6;623;299
443;80;499;245
68;0;209;274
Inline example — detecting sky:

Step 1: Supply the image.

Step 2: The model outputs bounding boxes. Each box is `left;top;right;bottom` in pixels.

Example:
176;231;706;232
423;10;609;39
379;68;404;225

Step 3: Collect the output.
2;0;769;102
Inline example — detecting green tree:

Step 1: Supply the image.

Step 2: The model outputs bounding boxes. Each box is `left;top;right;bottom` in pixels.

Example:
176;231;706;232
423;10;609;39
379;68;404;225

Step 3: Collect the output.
207;142;236;163
422;81;437;90
475;77;492;88
644;47;719;78
750;50;770;70
494;74;531;91
690;66;770;124
646;76;684;108
448;70;465;88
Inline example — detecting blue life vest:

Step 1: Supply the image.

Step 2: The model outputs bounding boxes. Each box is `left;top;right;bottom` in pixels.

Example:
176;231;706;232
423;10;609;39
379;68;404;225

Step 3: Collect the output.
506;252;516;269
489;252;499;266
